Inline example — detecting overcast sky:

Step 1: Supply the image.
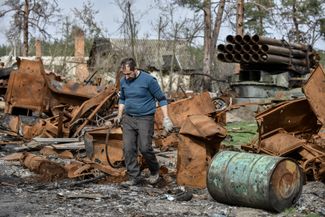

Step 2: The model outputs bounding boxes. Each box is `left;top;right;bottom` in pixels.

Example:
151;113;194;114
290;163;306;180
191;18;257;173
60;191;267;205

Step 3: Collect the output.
0;0;202;45
0;0;324;50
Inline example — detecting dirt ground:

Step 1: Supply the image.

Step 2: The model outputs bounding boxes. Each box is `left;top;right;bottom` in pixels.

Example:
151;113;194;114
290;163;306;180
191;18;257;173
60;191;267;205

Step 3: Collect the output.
1;148;324;217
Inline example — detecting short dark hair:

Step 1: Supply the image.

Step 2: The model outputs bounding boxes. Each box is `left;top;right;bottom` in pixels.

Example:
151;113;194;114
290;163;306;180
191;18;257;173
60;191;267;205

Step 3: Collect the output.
121;57;136;71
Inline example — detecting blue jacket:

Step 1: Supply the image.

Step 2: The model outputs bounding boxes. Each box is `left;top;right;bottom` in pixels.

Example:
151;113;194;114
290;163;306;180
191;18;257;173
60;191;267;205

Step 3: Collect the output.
119;71;167;116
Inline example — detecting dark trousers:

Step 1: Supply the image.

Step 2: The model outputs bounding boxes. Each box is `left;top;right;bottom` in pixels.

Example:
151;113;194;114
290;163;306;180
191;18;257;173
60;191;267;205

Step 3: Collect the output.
122;114;160;179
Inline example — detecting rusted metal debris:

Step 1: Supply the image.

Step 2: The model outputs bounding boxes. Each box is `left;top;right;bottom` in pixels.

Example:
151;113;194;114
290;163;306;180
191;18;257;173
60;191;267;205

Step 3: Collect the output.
155;92;217;129
243;65;325;182
1;58;118;139
83;126;124;166
177;115;227;188
0;58;229;187
21;153;67;181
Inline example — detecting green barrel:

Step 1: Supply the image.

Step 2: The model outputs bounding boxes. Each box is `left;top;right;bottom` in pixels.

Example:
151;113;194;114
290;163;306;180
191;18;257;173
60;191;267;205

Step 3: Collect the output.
207;151;303;212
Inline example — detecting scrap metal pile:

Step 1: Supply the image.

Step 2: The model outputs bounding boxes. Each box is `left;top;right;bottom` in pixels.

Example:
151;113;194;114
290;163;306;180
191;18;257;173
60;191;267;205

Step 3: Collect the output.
1;56;324;196
217;34;320;75
0;58;125;180
242;65;325;182
0;58;227;188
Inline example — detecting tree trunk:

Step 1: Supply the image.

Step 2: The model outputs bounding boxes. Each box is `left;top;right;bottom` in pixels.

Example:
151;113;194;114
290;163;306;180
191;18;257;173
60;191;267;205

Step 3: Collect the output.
257;3;264;35
236;0;244;35
169;23;178;92
211;0;226;91
234;0;244;74
157;17;165;91
292;0;301;42
202;0;212;92
22;0;30;56
127;2;136;61
211;0;225;57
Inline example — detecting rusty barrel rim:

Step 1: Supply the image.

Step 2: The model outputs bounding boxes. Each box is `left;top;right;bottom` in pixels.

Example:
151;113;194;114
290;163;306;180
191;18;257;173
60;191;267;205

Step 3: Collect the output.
267;157;304;212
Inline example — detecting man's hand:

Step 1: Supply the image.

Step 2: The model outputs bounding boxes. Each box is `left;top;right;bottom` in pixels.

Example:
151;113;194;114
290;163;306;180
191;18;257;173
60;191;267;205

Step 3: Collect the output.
113;115;122;127
163;117;174;133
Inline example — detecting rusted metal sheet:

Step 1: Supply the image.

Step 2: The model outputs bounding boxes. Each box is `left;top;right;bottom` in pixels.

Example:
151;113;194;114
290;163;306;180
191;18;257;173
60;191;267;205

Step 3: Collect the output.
65;160;126;179
69;87;116;124
5;59;49;114
0;114;45;139
241;65;325;182
70;88;117;137
256;99;320;138
65;161;93;178
0;152;24;161
5;58;114;118
303;65;325;125
259;132;305;156
176;115;227;188
21;153;67;180
176;134;211;188
0;114;20;132
299;143;325;181
154;133;179;151
45;73;102;104
40;147;58;156
207;151;303;212
39;147;74;159
179;115;227;140
84;127;124;166
155;92;216;129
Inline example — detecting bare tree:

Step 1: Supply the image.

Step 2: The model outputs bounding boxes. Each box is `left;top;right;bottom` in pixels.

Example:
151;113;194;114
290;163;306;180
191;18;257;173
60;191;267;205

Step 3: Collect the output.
176;0;226;92
0;0;60;56
272;0;325;46
155;16;168;91
72;0;103;38
115;0;139;61
154;1;190;92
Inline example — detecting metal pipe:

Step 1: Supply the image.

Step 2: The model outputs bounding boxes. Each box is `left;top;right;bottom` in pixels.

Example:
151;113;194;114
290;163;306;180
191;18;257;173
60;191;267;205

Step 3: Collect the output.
235;35;243;44
234;53;242;62
261;44;306;58
234;44;242;53
243;34;252;44
262;54;307;66
251;44;261;52
252;35;309;51
242;44;251;52
225;44;234;53
217;44;226;52
242;53;251;63
218;53;234;63
217;53;227;62
259;53;268;61
226;35;235;43
259;51;267;57
225;53;234;62
251;53;259;63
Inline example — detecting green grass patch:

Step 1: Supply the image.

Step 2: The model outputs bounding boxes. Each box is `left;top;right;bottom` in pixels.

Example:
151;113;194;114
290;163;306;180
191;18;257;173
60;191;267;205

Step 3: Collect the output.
222;121;258;147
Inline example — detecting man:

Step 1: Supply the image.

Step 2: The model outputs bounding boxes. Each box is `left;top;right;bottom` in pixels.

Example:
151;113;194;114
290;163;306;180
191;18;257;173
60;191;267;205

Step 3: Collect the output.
115;57;173;186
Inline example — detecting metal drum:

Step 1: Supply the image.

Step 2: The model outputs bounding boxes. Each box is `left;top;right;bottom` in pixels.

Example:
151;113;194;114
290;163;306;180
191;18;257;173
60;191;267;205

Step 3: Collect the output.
207;151;303;212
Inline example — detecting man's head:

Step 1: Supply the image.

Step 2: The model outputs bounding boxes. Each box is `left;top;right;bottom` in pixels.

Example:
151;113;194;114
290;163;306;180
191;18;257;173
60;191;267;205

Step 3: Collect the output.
120;57;137;80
